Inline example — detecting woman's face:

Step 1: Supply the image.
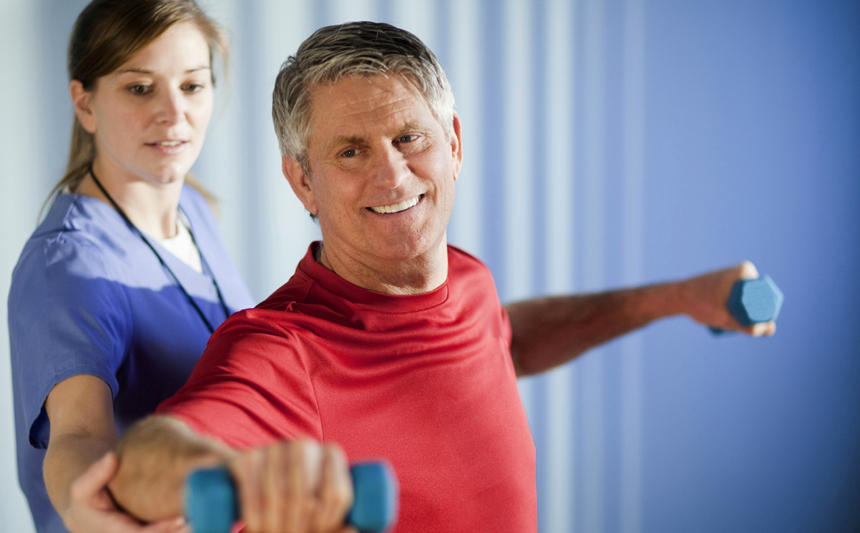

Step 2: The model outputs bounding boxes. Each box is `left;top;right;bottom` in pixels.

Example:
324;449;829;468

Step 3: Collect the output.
73;21;214;188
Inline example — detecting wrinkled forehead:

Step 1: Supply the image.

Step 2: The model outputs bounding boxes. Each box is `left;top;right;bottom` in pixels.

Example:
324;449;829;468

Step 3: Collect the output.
309;71;426;109
305;73;433;135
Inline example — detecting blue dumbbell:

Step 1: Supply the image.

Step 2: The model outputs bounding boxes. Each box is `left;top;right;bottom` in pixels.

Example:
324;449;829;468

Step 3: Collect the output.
185;461;398;533
711;274;784;334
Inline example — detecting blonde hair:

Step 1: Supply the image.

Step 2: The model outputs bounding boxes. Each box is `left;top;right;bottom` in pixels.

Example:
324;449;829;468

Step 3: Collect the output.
48;0;228;208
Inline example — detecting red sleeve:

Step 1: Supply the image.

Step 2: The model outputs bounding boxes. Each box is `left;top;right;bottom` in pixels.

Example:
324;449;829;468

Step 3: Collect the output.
156;310;323;450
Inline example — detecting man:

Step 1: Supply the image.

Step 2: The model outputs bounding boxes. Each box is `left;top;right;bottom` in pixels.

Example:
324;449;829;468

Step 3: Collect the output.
103;22;774;532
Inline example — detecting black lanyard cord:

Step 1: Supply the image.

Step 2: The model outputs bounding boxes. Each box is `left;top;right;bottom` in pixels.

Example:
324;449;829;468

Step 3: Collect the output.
88;165;229;334
184;215;231;322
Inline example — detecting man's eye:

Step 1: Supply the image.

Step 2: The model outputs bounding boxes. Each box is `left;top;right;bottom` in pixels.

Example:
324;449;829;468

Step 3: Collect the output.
398;135;417;143
342;148;358;158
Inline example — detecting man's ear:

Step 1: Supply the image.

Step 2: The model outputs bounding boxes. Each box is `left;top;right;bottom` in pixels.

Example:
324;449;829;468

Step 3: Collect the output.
70;80;97;134
282;155;318;216
450;112;463;180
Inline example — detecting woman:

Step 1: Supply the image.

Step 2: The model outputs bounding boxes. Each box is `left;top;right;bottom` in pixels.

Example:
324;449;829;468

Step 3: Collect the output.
8;1;254;532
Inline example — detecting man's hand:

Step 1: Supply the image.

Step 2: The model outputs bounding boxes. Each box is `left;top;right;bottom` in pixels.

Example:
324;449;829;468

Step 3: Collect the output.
63;451;187;533
228;440;357;533
680;261;777;337
109;417;357;532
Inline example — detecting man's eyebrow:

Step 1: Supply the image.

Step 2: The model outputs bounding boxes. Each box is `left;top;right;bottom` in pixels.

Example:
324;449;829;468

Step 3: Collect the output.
116;66;211;75
320;135;364;156
400;120;422;133
333;135;366;146
326;122;427;152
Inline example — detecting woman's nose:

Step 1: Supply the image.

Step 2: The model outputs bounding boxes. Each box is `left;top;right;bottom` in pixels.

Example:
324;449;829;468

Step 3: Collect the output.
155;88;185;125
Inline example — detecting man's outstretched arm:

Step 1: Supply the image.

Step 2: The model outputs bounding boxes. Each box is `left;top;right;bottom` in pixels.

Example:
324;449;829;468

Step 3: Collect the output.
108;416;355;532
507;261;775;377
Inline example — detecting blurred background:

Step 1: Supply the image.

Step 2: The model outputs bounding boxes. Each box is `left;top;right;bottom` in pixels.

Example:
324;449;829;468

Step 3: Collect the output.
1;0;858;531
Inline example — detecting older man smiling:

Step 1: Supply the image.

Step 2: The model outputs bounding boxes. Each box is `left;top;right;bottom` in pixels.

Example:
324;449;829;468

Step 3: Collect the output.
105;21;774;533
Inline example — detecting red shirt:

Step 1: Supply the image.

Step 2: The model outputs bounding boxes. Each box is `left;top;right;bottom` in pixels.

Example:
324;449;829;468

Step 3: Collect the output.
159;243;537;532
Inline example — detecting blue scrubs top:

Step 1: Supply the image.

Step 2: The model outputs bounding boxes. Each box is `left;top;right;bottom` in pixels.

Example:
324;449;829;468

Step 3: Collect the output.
8;186;254;533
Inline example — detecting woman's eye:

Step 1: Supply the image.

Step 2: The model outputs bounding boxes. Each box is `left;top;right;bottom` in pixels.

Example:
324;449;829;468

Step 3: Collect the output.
128;85;149;95
183;83;204;93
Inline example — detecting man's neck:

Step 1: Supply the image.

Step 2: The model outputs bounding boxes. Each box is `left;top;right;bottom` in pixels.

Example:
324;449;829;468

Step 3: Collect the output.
316;240;449;296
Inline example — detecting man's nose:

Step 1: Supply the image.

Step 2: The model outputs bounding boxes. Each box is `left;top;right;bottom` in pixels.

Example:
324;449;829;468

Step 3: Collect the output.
373;144;411;188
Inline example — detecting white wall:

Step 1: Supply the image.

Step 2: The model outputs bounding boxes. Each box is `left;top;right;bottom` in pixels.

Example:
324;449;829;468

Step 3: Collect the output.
2;0;47;530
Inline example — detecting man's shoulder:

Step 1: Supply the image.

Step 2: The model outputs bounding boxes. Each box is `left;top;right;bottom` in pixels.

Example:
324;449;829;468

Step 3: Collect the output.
447;243;484;264
255;269;315;313
447;244;494;282
211;266;317;339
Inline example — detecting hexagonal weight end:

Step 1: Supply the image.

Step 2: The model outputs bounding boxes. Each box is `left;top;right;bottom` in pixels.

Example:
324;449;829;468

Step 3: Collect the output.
726;275;784;327
185;467;238;533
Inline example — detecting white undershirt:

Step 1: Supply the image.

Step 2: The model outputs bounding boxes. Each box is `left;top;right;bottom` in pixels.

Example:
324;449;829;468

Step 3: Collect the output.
159;211;203;273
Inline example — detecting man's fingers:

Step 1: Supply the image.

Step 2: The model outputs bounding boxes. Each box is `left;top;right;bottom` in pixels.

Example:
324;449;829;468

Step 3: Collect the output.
232;449;265;532
283;441;319;533
69;452;118;503
315;445;353;531
738;260;759;281
234;440;347;533
139;516;188;533
746;321;776;337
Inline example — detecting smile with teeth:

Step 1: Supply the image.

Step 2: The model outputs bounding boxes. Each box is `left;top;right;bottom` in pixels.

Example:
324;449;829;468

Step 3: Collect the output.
151;141;185;147
369;195;421;214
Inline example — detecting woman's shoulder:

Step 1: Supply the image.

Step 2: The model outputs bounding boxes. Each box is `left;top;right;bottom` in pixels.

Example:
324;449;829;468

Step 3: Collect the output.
16;194;133;282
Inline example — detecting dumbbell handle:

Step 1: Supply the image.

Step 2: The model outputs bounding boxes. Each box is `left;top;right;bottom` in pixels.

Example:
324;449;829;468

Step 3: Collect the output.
711;274;784;334
185;461;398;533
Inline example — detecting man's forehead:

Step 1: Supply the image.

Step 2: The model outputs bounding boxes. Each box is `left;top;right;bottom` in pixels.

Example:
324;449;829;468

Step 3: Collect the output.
309;73;425;112
307;74;437;141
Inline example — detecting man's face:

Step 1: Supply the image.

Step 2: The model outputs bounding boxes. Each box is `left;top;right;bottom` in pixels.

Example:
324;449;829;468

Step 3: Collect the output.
289;74;462;270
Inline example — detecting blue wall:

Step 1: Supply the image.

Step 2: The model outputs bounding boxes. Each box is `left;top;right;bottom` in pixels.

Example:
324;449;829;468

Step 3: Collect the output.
641;1;860;531
1;1;857;532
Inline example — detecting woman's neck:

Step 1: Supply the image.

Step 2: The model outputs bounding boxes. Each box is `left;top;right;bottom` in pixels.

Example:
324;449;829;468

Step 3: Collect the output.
75;161;183;241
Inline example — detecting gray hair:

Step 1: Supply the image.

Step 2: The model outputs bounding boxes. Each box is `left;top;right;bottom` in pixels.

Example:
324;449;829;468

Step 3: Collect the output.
272;21;455;173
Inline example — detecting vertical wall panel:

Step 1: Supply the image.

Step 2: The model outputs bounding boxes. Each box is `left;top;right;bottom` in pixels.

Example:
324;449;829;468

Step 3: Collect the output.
329;0;381;25
195;0;250;290
447;0;484;257
580;0;607;530
235;0;267;298
478;0;507;293
502;0;534;304
0;2;41;531
257;0;320;296
544;0;578;529
389;0;436;52
620;0;645;531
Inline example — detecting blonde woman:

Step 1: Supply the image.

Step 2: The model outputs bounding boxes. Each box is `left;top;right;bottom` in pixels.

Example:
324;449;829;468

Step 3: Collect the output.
8;1;253;532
